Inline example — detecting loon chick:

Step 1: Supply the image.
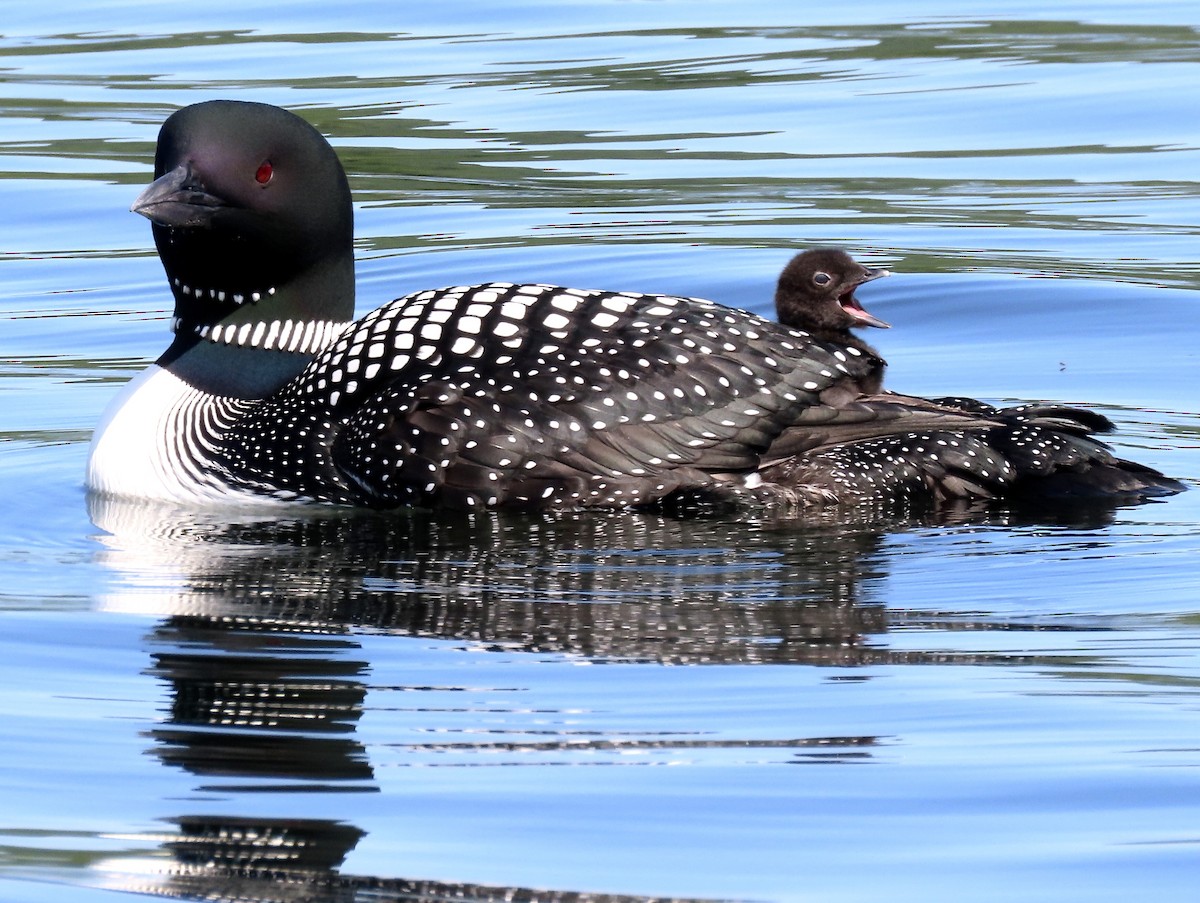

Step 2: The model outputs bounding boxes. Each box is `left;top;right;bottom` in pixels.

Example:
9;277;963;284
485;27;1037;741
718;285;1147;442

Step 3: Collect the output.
86;100;1183;511
774;248;890;394
765;248;1176;501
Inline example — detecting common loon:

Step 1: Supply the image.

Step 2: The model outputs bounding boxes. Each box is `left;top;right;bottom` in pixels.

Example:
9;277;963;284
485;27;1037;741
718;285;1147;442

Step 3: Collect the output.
86;100;1183;510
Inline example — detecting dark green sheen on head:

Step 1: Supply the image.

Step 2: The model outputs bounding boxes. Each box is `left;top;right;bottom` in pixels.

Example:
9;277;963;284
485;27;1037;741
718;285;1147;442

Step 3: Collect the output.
136;100;355;329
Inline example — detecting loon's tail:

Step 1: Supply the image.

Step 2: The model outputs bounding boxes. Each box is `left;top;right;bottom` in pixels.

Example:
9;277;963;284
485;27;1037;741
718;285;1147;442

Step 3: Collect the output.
757;398;1184;505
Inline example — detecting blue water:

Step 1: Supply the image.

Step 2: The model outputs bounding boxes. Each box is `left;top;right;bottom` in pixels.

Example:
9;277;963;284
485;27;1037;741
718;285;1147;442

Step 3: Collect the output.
3;3;1200;901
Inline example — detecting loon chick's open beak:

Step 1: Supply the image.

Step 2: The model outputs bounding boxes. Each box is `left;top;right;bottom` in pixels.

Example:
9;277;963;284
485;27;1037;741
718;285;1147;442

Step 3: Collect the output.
840;266;890;329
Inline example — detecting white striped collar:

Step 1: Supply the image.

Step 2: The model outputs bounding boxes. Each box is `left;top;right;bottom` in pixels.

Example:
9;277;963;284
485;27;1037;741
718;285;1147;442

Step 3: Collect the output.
172;317;353;355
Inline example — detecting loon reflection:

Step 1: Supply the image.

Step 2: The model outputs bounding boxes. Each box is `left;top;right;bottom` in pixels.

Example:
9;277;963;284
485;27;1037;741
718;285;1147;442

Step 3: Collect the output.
88;495;1133;901
91;492;1129;663
111;816;728;903
148;619;374;789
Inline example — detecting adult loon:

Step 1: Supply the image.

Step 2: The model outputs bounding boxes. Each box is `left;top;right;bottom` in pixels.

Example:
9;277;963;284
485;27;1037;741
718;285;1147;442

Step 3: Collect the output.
86;101;1183;510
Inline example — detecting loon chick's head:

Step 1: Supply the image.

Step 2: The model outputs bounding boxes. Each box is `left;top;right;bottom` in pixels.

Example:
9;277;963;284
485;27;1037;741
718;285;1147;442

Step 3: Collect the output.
132;101;356;393
774;248;890;336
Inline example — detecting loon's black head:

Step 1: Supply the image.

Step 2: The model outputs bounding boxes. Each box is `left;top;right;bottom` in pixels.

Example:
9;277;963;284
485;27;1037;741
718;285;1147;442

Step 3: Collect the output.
133;100;355;394
774;248;890;336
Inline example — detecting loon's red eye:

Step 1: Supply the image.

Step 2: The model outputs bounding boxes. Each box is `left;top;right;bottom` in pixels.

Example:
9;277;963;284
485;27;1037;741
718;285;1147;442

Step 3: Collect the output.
255;161;274;185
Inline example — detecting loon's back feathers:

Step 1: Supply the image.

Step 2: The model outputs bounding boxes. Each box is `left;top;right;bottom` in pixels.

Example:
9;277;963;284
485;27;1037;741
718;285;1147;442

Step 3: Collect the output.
226;281;868;509
85;102;1183;512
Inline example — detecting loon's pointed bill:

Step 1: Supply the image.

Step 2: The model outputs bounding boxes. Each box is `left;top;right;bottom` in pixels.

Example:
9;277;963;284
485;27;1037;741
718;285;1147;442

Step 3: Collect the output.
131;162;228;228
85;101;1184;511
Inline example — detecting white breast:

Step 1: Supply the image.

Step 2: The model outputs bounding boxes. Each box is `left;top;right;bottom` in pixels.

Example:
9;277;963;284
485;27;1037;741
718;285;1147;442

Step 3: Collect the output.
85;365;264;504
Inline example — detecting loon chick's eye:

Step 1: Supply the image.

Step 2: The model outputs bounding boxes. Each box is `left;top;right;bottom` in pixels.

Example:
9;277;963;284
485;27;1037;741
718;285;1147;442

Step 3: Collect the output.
813;272;831;286
255;160;274;185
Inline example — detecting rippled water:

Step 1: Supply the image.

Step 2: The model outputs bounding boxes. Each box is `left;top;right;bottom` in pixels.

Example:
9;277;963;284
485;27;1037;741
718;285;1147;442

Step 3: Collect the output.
3;3;1200;901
